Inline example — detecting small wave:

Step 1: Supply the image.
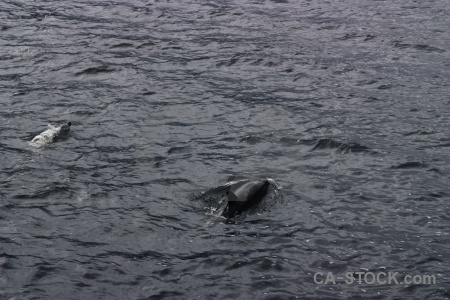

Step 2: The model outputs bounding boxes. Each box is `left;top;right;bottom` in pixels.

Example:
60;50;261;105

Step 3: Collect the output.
167;146;191;155
13;185;70;199
109;43;134;49
391;161;428;169
75;66;115;76
278;137;377;154
216;57;239;67
239;135;263;145
31;265;61;282
99;250;164;260
62;237;109;248
146;291;185;300
143;91;156;95
0;236;20;245
309;138;377;154
136;42;155;49
356;79;379;86
377;84;393;90
392;41;445;53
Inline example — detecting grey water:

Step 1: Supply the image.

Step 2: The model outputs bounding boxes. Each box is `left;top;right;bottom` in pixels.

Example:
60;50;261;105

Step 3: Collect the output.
1;0;449;299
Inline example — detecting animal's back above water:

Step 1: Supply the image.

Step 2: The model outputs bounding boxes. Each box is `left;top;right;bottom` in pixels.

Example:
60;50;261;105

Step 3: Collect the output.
221;179;270;218
29;122;71;148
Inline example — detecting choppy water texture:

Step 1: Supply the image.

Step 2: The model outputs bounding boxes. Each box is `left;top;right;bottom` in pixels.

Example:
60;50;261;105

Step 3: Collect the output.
1;0;449;299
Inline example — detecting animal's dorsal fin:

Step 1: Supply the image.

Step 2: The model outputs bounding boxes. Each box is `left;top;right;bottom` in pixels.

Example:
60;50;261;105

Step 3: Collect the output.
228;182;252;202
227;190;240;202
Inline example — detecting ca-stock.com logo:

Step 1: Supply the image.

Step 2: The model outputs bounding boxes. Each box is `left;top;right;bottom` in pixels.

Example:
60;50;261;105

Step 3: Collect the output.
314;271;436;285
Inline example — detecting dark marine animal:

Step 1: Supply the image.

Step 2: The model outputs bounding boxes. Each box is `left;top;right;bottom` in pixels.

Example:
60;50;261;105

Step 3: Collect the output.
220;179;270;218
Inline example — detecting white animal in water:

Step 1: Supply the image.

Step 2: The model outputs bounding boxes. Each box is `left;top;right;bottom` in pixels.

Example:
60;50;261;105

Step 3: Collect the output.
29;122;71;148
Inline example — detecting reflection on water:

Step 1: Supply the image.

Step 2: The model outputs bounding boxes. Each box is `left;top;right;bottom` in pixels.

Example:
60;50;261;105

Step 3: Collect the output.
0;0;449;299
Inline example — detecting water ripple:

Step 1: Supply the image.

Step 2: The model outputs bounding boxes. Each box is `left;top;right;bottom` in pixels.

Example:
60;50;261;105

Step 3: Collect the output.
0;0;449;299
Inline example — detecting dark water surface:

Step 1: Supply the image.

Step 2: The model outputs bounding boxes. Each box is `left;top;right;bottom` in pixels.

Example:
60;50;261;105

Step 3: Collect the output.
1;0;449;299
